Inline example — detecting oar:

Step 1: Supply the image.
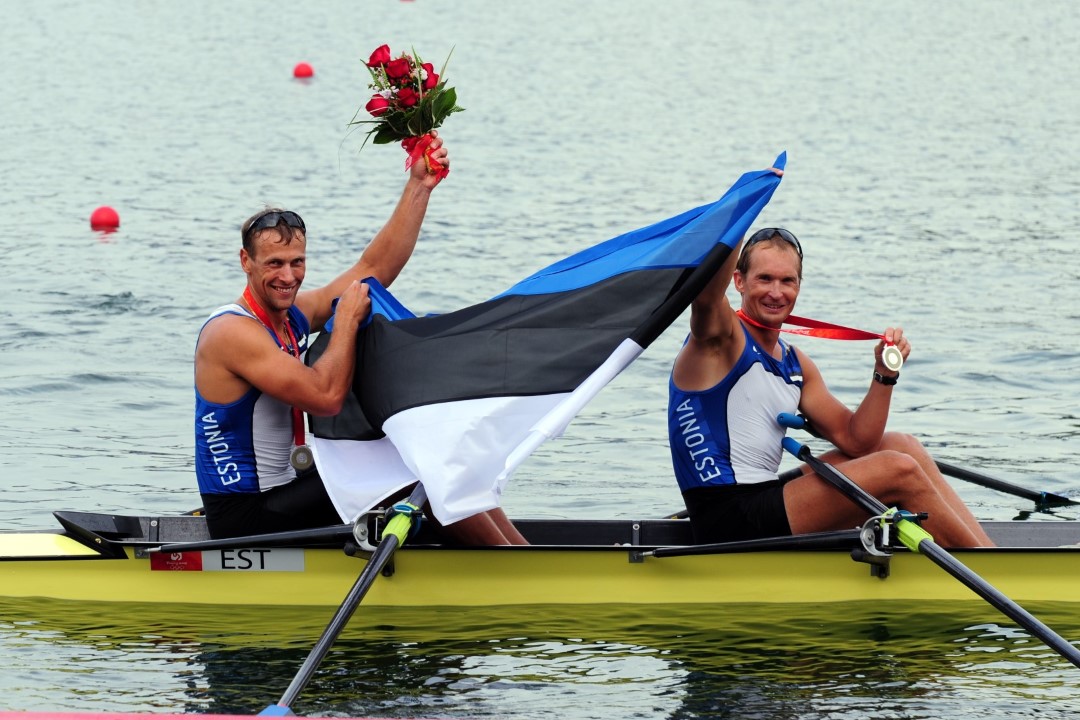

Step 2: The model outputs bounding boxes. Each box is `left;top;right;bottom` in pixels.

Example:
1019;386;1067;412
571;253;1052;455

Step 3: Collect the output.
776;414;1080;670
935;459;1078;508
646;528;862;557
152;524;354;553
787;412;1076;509
259;484;428;716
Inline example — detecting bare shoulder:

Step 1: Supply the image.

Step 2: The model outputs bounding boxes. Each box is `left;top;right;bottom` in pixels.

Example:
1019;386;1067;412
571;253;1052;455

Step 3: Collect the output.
194;312;278;383
195;311;281;403
196;311;264;358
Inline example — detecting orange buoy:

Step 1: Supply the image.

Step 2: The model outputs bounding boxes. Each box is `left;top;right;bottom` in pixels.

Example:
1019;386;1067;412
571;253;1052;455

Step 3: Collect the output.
293;62;314;78
90;206;120;231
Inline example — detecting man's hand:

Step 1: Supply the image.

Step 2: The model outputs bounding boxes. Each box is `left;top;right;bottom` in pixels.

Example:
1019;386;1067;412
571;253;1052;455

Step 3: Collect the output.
875;326;910;374
410;130;449;188
334;280;371;331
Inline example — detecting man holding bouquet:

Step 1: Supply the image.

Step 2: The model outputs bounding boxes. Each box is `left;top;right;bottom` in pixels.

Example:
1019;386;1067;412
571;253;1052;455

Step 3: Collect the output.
192;133;520;543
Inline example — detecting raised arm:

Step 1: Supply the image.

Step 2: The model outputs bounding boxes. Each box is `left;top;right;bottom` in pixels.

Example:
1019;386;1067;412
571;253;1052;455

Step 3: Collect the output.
689;244;742;345
671;241;744;391
298;132;450;330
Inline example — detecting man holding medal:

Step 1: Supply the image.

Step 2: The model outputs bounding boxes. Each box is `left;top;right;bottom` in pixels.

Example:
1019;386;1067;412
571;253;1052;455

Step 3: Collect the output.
192;135;454;540
668;224;994;548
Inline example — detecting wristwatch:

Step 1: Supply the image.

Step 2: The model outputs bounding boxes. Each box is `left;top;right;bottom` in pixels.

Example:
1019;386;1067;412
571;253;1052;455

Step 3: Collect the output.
873;371;899;386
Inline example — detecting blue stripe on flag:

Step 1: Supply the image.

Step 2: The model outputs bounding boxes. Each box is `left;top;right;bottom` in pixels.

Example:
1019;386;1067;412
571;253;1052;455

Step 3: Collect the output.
494;153;786;298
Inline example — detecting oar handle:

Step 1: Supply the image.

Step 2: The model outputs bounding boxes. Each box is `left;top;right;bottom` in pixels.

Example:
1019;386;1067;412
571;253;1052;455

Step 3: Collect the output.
781;435;806;460
782;436;886;514
777;412;804;430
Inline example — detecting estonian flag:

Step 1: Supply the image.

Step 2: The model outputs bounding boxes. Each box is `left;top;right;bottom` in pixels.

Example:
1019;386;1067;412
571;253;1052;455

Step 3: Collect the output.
309;154;786;525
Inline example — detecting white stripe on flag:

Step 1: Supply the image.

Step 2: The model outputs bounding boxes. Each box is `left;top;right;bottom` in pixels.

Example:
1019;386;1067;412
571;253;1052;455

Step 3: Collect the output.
311;436;418;523
384;393;569;525
386;338;646;525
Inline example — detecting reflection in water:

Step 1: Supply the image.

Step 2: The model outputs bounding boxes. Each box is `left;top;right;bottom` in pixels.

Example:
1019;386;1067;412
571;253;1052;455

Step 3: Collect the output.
2;598;1079;718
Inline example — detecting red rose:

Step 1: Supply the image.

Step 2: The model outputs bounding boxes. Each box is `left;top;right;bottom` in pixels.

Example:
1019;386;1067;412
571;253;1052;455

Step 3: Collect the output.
365;94;390;117
421;62;439;90
396;86;419;107
386;57;413;81
367;44;391;68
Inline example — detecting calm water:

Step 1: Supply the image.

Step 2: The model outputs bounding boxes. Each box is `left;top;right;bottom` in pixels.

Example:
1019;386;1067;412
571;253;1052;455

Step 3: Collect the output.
2;598;1079;719
3;0;1080;716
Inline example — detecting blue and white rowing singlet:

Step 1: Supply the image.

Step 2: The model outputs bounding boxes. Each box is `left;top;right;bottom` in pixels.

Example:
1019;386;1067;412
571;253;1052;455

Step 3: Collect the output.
195;304;310;495
668;324;803;493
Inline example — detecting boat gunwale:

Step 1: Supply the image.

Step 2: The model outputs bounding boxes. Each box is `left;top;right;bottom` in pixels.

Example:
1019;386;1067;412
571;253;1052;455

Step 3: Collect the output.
3;512;1078;559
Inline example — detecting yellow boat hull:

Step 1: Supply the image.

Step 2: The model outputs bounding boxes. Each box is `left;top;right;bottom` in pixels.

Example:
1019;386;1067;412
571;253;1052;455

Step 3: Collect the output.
5;536;1080;607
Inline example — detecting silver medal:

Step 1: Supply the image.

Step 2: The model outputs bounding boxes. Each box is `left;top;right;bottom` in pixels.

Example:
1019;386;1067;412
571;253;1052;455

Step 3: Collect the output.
882;344;904;373
290;444;314;471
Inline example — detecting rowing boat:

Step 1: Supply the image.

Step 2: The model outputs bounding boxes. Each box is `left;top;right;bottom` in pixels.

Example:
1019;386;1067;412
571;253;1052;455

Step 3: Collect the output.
3;510;1079;607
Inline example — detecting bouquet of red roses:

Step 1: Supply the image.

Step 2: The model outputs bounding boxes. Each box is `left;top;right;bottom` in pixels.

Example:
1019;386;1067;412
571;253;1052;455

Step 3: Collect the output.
351;44;463;179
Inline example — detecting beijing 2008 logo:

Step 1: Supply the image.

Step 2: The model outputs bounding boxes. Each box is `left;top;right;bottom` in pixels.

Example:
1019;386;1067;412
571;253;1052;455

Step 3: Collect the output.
150;550;203;571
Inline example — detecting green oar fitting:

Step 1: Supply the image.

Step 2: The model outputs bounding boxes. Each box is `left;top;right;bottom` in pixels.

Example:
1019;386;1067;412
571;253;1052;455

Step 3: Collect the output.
383;502;422;544
882;507;933;553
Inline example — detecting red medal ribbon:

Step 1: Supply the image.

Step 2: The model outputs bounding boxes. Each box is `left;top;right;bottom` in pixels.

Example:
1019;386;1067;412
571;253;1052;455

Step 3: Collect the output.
737;309;888;343
242;287;305;448
401;134;449;180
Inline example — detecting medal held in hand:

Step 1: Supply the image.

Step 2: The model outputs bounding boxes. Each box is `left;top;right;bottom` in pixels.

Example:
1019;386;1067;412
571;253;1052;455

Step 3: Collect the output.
881;344;904;372
737;309;905;372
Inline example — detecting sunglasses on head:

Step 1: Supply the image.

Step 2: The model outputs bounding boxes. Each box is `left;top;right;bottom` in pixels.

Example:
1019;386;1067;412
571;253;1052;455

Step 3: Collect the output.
742;227;803;259
246;210;306;240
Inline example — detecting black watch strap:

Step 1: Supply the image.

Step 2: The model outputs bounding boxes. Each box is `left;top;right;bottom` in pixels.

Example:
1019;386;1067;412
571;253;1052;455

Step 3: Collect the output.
873;371;899;386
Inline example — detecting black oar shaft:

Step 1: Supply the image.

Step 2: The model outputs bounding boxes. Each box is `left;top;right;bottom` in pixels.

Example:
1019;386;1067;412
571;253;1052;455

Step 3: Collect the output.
276;532;402;709
783;437;1080;670
919;539;1080;664
155;524;353;553
649;529;863;557
265;484;428;714
935;460;1077;507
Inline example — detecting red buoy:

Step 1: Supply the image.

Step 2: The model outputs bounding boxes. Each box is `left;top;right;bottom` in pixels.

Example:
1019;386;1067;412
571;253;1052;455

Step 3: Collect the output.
90;206;120;231
293;62;314;78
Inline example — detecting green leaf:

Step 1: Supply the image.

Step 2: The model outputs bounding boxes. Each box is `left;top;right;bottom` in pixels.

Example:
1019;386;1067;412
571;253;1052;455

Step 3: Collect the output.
385;111;410;136
373;125;401;144
438;46;455;78
432;88;457;120
406;111;425;136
